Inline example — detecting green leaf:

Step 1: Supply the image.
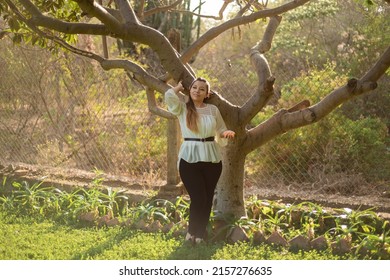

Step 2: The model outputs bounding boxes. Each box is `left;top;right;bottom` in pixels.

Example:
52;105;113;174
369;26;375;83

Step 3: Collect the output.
8;17;20;31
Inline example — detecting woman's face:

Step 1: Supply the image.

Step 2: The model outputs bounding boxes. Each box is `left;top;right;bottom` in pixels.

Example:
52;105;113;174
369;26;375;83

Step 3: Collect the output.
189;80;209;103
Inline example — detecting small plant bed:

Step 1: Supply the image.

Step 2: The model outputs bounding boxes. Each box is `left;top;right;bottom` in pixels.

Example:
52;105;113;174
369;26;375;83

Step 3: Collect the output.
0;180;389;260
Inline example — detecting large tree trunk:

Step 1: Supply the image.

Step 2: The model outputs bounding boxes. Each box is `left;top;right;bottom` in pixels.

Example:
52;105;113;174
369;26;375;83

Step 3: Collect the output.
214;144;247;218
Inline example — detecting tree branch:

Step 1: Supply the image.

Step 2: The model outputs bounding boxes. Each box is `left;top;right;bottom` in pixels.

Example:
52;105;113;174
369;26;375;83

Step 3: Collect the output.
361;46;390;82
174;0;233;21
239;15;281;125
100;59;169;93
7;0;172;95
244;46;390;154
146;88;176;119
136;0;146;20
5;0;105;63
11;0;195;95
252;15;282;54
115;0;139;23
16;0;110;35
74;0;123;35
108;0;184;22
144;0;183;18
181;0;311;64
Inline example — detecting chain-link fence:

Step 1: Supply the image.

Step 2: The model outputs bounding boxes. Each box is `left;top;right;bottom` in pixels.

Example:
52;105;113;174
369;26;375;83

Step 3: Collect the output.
0;39;389;194
0;41;167;185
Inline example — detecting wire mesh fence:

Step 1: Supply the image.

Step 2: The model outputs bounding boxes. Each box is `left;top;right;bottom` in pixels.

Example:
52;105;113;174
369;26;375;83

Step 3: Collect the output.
0;39;388;193
0;41;167;184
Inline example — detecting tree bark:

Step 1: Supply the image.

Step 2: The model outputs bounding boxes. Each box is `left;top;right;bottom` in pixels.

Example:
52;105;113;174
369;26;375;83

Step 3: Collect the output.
214;141;247;218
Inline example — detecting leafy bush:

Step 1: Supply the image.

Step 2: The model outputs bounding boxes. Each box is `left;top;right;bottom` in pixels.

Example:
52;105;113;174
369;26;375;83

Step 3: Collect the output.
246;64;389;183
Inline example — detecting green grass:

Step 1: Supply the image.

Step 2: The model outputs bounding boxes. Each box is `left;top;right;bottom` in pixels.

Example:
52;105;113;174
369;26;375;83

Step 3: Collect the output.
0;180;388;260
0;212;345;260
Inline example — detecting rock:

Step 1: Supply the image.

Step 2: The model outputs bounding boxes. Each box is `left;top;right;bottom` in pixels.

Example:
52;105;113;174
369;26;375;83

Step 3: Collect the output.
310;236;328;251
266;231;288;247
252;230;266;245
122;218;132;227
331;238;351;255
172;228;186;238
228;226;250;243
134;219;148;230
382;191;390;198
213;219;228;232
353;245;371;258
161;221;175;233
289;235;311;252
289;210;303;227
78;211;98;224
148;220;163;232
97;214;111;227
106;217;120;227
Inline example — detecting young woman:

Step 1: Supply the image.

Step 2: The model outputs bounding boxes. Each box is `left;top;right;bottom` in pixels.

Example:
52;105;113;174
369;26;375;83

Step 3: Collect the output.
165;77;235;244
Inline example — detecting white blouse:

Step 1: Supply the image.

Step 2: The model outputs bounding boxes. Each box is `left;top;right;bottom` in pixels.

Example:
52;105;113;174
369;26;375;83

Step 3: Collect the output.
165;88;228;167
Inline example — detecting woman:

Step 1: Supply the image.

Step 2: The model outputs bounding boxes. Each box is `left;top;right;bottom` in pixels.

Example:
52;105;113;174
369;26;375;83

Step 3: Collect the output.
165;77;235;244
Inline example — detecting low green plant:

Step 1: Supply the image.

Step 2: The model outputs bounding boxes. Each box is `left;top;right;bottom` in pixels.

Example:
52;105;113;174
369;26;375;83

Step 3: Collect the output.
11;181;57;216
0;180;389;259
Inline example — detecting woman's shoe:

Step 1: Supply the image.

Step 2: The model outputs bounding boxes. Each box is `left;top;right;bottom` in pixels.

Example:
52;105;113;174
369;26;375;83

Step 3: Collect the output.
185;232;193;241
184;232;195;245
194;238;204;245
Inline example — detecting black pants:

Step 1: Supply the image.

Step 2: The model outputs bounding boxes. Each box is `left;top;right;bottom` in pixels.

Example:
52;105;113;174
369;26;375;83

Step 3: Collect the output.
179;159;223;239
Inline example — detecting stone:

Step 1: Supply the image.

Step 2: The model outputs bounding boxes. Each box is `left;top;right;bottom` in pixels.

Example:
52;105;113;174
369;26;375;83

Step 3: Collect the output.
266;231;288;247
310;235;329;251
289;235;311;252
228;226;250;243
252;230;266;245
331;238;351;255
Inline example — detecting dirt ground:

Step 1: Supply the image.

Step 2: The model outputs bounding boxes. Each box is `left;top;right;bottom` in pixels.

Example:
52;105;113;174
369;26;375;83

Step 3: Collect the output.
1;162;389;218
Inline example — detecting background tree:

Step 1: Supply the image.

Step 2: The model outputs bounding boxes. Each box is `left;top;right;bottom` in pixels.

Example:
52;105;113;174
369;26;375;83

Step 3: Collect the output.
1;0;389;218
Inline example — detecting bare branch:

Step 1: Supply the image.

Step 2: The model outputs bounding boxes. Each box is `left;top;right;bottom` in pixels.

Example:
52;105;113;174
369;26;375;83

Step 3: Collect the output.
181;0;311;63
239;16;281;125
252;15;282;54
146;88;176;119
144;0;183;18
361;46;390;82
16;0;109;35
100;59;169;93
11;1;194;93
115;0;139;23
137;0;146;20
245;49;389;154
7;0;172;94
244;45;390;154
5;0;104;63
173;0;232;21
74;0;123;35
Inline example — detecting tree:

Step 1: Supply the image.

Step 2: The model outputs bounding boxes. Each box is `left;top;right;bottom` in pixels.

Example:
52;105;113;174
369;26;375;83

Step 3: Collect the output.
1;0;389;218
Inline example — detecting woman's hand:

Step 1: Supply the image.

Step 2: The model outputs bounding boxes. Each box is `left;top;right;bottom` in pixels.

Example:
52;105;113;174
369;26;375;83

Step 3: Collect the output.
222;130;235;139
173;81;185;93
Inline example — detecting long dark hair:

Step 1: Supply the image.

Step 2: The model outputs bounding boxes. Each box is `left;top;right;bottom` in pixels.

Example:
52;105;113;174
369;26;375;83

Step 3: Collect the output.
186;77;210;132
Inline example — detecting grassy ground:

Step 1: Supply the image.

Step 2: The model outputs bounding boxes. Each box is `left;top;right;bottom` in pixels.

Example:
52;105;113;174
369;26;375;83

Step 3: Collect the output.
0;212;346;260
1;181;388;260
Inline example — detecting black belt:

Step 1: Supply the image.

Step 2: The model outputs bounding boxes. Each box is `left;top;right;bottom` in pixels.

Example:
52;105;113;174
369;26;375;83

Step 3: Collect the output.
184;137;215;142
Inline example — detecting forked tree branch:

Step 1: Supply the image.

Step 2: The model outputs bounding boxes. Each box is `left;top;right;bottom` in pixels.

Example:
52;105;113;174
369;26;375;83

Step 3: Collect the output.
17;0;110;35
74;0;123;34
115;0;139;23
146;88;176;119
245;46;390;154
239;15;281;125
181;0;311;63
